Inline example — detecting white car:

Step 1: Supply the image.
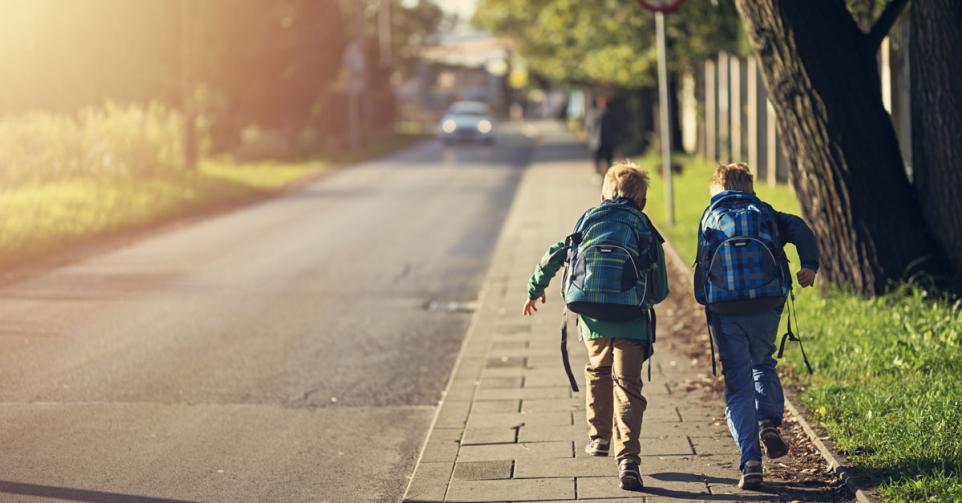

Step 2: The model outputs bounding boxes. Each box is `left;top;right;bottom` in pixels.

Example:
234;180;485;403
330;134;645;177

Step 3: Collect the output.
439;101;495;145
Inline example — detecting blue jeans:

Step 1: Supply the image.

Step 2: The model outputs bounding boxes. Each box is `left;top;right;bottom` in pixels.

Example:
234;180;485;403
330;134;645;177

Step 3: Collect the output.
710;309;785;471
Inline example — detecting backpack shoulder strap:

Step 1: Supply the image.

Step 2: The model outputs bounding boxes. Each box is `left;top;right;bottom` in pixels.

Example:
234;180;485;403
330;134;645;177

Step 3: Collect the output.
572;207;593;233
696;204;714;265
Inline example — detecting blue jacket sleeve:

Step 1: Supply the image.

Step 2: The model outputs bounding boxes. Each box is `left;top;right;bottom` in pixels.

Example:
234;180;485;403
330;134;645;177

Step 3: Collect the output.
776;212;820;271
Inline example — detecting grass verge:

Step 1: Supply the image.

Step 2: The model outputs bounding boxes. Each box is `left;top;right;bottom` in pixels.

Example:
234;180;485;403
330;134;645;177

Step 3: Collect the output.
638;151;962;502
0;134;426;272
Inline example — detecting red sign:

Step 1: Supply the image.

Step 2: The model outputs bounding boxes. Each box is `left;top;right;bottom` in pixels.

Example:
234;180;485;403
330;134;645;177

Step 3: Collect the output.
636;0;685;13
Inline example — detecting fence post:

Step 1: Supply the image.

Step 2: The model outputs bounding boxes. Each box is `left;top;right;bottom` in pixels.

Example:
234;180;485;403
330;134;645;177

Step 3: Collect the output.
705;59;716;163
730;55;742;164
717;52;730;162
681;71;698;154
766;99;778;187
705;59;718;162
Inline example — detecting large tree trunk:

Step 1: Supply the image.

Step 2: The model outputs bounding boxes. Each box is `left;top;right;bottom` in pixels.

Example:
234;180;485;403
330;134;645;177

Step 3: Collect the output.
734;0;946;296
911;0;962;277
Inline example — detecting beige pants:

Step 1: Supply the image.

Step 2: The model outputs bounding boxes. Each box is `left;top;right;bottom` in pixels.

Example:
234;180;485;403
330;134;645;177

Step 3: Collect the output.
584;337;648;463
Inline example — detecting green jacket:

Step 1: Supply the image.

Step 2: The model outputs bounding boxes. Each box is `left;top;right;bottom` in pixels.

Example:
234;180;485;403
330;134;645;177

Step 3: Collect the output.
527;238;670;341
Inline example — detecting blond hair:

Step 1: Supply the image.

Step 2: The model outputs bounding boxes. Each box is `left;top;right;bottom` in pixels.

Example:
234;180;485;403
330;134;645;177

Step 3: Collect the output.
602;160;649;206
711;162;754;192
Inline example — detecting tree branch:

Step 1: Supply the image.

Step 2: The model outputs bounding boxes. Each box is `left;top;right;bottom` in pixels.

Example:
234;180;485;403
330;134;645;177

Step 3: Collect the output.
867;0;909;49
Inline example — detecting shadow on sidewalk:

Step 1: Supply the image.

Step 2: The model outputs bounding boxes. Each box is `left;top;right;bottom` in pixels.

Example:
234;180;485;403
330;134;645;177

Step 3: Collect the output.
646;471;850;501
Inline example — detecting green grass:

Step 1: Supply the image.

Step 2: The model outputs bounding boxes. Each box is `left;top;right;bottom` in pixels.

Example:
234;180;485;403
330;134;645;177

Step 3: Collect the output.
0;160;330;269
638;151;962;502
0;103;428;270
200;159;329;189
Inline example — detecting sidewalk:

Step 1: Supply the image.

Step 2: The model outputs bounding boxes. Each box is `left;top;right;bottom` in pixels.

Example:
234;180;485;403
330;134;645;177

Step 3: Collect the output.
402;128;838;503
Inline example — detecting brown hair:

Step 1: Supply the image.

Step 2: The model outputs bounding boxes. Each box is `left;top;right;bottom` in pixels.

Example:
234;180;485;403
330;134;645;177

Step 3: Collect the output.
602;160;649;206
711;162;754;192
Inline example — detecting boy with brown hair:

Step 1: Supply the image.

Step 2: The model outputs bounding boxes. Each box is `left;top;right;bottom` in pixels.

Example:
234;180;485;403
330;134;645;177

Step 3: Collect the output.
695;162;819;490
523;161;669;490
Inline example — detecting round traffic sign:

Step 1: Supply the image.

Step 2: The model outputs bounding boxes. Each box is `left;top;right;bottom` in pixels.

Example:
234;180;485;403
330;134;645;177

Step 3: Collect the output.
636;0;685;13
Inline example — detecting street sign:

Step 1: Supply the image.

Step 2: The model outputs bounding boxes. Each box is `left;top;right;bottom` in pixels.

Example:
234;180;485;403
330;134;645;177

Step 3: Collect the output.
636;0;685;13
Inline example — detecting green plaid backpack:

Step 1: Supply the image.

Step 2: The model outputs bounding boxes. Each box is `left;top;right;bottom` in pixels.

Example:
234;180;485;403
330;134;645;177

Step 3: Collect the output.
563;198;663;319
556;198;665;391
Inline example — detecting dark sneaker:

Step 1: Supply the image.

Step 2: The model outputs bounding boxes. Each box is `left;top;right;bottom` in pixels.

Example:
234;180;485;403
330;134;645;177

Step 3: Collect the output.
618;459;643;491
759;419;789;459
738;460;763;490
584;438;610;457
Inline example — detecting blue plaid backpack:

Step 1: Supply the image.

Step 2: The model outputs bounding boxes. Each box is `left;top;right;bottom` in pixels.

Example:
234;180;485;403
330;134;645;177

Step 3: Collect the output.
555;198;664;391
694;191;790;314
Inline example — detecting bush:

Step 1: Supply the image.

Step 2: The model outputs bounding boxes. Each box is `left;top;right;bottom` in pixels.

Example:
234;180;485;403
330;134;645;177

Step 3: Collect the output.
0;104;327;269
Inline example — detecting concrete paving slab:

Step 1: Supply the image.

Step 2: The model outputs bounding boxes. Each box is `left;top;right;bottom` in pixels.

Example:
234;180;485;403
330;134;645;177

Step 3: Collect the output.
434;400;473;429
446;477;574;502
491;340;528;351
495;323;531;335
575;476;645;499
521;398;584;413
570;439;693;458
456;441;573;462
421;430;463;463
518;424;584;443
514;456;615;478
475;387;571;401
487;356;527;368
462;427;518;446
540;499;645;503
480;376;525;389
403;462;453;503
444;388;476;401
472;400;522;414
467;411;572;429
688;434;740;456
523;373;584;388
452;460;514;481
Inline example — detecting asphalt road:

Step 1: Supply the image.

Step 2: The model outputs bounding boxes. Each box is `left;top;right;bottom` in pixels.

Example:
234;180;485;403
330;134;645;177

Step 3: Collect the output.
0;125;537;502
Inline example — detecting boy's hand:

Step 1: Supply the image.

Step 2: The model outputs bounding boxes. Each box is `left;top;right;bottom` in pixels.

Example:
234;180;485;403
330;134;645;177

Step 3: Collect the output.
797;268;817;288
522;295;546;316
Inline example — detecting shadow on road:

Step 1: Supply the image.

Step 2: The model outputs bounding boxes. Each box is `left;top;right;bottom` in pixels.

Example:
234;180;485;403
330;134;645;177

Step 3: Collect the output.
0;480;198;503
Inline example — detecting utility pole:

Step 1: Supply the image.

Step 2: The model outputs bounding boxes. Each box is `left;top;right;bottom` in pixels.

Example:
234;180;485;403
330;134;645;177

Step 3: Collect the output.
378;0;392;67
345;0;367;151
180;0;197;171
636;0;684;226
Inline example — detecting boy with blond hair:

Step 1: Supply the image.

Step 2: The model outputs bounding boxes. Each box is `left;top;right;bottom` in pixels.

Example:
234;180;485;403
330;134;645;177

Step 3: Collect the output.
523;161;669;490
695;163;819;490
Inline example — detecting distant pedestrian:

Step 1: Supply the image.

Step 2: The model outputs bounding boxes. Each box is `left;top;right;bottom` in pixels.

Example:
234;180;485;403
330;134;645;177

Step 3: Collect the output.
587;96;619;178
522;161;669;491
694;163;819;490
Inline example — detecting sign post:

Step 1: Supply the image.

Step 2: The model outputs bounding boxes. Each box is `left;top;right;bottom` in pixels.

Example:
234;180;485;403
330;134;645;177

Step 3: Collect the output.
636;0;684;226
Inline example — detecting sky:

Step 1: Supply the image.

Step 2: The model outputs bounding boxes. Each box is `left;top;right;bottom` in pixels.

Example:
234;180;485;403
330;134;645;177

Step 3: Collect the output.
438;0;478;32
439;0;477;21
